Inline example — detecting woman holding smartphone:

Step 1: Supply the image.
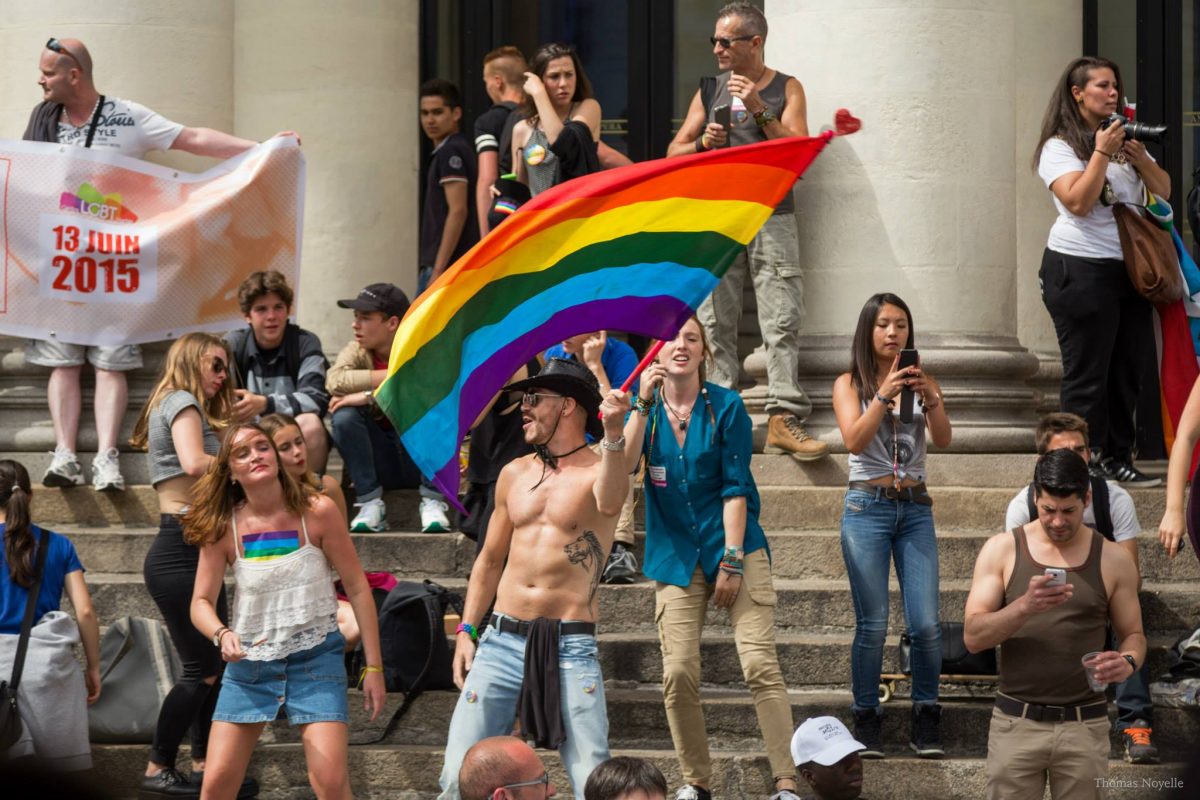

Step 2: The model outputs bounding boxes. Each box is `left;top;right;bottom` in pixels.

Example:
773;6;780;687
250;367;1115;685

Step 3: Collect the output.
832;293;952;759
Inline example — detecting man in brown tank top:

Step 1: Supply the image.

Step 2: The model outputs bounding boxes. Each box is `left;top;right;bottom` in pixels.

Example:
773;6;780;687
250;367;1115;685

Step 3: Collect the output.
666;2;830;465
964;449;1145;799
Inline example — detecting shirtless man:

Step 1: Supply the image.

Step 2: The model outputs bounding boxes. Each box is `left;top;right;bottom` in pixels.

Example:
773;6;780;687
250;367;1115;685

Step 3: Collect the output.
438;357;630;799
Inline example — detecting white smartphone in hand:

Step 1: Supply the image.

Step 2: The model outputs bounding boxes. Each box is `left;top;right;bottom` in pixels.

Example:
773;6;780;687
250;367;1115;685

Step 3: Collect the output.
1044;567;1067;587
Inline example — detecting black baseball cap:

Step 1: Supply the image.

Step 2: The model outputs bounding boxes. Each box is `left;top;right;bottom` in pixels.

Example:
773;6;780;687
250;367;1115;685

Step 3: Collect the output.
336;283;410;319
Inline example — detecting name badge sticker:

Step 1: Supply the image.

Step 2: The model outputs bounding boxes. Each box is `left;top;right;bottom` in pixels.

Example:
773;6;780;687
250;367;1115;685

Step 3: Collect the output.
648;464;667;487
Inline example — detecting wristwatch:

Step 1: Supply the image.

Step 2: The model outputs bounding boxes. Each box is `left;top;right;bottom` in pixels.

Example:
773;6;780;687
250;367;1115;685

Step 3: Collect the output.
600;435;626;451
211;627;228;647
1122;654;1138;672
753;106;777;127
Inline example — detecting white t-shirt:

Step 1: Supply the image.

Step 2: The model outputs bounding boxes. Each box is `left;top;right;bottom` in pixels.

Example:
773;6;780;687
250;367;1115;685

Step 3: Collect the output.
1004;480;1139;543
56;96;182;159
1037;137;1150;260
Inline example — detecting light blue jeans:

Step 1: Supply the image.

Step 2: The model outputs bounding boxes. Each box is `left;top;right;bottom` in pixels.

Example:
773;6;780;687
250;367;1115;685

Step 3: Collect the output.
437;617;610;798
840;487;942;711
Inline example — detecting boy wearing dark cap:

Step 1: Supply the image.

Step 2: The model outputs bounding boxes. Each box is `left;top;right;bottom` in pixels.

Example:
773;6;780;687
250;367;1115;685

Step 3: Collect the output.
327;283;451;532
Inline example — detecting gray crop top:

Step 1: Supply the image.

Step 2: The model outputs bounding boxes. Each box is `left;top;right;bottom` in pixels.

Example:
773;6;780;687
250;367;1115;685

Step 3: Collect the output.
846;398;928;483
147;390;219;487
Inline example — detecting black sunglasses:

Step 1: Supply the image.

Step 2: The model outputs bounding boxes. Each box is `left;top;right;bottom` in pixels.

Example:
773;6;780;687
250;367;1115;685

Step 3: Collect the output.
46;38;83;69
210;357;228;376
500;773;550;791
522;392;564;408
710;34;755;49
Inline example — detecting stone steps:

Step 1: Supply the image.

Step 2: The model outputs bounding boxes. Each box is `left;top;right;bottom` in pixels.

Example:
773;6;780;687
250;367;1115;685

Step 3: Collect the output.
88;743;1188;800
59;526;1200;583
77;573;1200;637
26;482;1174;533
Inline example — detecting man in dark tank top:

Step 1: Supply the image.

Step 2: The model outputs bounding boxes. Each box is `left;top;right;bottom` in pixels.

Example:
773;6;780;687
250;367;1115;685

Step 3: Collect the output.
963;449;1146;799
666;1;829;465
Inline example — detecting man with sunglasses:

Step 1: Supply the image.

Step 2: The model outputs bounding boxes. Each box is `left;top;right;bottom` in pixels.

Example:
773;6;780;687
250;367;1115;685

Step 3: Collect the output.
438;358;630;799
22;37;292;493
458;736;557;799
667;2;828;466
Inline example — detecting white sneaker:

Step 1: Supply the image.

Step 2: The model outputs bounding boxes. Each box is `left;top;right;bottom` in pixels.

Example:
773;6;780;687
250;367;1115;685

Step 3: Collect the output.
91;447;125;492
419;496;451;533
43;447;84;488
350;498;387;532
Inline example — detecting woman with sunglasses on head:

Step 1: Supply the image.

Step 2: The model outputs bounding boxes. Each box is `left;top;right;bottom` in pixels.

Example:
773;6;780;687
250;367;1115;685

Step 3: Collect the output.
186;423;384;800
1034;56;1170;485
511;43;602;197
831;293;951;760
621;316;799;800
130;333;239;798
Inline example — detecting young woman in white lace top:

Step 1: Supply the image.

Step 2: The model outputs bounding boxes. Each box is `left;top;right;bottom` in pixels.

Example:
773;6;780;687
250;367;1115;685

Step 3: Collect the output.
185;422;385;799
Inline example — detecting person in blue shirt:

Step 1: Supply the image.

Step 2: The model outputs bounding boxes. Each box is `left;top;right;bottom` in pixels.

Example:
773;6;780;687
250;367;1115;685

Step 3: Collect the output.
621;317;798;800
546;331;641;584
0;459;100;768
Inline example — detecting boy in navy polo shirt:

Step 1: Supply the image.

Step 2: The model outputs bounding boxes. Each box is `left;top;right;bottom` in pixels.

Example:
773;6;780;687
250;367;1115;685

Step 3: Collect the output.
419;79;479;293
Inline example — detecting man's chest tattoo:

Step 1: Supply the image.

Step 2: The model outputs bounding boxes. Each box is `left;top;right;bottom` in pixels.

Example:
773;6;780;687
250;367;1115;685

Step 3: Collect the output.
564;530;605;606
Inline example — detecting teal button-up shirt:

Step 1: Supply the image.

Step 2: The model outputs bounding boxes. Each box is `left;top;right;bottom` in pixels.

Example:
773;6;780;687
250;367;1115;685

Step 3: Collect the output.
641;382;768;587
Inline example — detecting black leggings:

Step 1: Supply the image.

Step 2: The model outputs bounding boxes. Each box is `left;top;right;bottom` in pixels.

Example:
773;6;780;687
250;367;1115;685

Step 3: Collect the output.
143;514;228;767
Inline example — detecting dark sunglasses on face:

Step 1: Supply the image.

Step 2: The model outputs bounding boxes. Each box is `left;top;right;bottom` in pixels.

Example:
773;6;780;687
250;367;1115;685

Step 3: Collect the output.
710;34;754;49
210;357;228;376
521;392;563;408
46;38;83;68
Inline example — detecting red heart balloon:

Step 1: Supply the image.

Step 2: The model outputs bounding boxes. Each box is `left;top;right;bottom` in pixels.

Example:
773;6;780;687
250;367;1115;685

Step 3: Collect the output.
835;108;862;136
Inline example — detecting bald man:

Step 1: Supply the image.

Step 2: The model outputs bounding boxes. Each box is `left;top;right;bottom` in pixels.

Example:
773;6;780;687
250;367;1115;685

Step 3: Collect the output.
22;37;291;499
458;736;557;800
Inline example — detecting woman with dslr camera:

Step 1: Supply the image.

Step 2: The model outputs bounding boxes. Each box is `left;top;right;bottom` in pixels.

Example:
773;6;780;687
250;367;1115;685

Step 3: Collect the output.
1034;56;1170;485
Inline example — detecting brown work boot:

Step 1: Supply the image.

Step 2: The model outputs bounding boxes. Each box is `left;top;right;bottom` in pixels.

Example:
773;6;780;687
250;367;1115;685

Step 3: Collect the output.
764;413;829;461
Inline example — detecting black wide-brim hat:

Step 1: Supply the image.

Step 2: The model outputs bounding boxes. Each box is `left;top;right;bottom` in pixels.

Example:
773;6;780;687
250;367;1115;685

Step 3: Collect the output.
503;357;605;440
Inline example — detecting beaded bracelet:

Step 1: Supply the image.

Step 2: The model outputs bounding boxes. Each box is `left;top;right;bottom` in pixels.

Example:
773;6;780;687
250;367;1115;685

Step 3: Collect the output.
634;396;653;416
456;622;479;641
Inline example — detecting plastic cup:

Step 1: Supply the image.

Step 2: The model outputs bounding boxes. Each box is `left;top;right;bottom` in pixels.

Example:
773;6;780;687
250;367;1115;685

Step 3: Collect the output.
1082;651;1107;692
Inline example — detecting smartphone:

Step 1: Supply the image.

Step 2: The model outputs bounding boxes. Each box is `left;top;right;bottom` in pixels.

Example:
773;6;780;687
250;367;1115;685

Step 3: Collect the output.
897;348;919;423
713;103;731;146
1043;568;1067;587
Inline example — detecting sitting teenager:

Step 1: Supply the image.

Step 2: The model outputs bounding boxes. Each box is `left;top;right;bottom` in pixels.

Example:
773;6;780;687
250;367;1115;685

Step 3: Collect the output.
327;283;449;533
0;459;99;770
225;270;330;473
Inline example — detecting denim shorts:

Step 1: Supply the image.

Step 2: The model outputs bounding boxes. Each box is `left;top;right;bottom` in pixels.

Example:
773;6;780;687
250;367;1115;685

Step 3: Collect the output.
213;629;349;725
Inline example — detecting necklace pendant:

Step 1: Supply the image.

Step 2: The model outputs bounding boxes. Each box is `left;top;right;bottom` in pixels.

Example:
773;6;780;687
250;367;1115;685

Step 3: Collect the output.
679;420;687;431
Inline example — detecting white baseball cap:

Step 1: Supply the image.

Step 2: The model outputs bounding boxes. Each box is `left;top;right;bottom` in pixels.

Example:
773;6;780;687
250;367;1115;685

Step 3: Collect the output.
791;716;866;766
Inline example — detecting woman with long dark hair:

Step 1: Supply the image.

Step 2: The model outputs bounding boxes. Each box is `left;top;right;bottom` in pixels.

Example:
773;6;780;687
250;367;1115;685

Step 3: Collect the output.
510;43;602;196
186;423;384;799
130;332;236;796
831;293;951;759
1034;56;1170;484
622;317;799;800
0;459;99;769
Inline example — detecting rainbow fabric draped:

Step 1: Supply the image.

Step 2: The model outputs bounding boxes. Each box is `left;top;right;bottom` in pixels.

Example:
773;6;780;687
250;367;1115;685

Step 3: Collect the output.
376;133;838;504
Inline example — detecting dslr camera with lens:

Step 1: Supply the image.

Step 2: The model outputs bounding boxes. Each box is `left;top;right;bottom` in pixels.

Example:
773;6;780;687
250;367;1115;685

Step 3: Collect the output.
1099;113;1168;144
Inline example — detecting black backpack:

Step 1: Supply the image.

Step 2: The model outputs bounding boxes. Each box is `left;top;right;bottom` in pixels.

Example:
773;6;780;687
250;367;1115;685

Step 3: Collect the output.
1024;475;1113;541
357;580;463;743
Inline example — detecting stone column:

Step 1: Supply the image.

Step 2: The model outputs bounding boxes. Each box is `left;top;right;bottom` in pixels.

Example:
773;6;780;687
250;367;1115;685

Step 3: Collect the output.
0;1;235;454
234;0;421;352
746;0;1078;451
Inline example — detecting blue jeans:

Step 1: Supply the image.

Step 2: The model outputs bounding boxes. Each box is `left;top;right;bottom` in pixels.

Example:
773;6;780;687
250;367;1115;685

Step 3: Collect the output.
840;487;942;710
438;617;610;798
1108;626;1153;726
330;405;435;502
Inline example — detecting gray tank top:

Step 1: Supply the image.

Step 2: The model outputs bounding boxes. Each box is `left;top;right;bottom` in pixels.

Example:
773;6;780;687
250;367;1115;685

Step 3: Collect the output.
522;103;579;198
846;398;928;483
707;71;795;215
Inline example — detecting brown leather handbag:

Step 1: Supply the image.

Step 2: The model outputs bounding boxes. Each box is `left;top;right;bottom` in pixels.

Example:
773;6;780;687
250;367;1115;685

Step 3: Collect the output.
1112;195;1183;304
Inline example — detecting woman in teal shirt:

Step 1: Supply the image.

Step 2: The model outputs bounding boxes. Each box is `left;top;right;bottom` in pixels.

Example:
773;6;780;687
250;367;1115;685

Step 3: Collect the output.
622;317;798;800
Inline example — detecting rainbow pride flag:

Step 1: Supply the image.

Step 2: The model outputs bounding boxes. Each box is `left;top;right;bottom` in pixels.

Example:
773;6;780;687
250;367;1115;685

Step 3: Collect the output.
241;529;300;561
378;133;839;504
